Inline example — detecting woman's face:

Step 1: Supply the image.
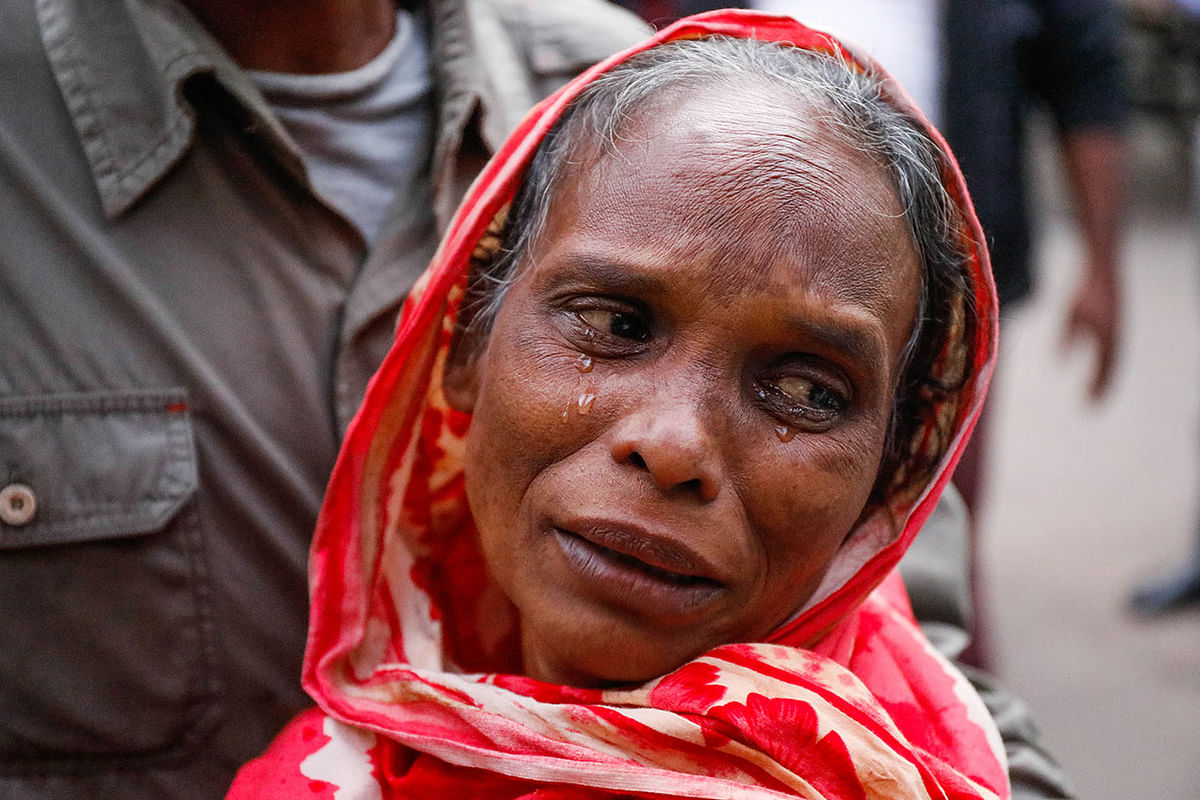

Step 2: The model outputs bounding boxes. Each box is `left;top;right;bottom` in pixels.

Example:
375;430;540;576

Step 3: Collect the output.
446;85;922;687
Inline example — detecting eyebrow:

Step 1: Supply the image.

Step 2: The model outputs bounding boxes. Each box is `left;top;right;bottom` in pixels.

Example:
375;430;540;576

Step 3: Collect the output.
785;312;888;375
546;251;891;373
541;253;670;298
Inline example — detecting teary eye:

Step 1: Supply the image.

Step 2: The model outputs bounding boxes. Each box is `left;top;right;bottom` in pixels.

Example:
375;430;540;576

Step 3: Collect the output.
577;308;650;342
756;370;848;431
775;375;844;414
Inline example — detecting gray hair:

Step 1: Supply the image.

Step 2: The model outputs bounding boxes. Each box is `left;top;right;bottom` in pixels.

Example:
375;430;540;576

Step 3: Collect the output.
460;36;976;496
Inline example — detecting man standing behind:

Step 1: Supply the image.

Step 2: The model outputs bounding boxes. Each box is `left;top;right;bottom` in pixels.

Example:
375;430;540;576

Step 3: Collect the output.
0;1;648;797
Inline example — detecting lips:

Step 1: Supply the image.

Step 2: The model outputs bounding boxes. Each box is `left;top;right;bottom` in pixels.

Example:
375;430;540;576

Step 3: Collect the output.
550;518;724;619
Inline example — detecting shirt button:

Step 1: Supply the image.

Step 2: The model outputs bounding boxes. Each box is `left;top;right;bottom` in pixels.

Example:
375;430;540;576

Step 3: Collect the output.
0;483;37;527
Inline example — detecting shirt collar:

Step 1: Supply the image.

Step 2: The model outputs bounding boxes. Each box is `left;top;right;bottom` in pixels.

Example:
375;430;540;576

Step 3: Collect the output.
37;0;306;218
38;0;492;223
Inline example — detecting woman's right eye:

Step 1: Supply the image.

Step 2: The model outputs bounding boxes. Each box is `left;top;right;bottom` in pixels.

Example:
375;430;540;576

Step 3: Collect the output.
575;308;650;343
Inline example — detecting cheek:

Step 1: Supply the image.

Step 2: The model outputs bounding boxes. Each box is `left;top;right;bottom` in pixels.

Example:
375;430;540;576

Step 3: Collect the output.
462;325;596;523
749;420;888;572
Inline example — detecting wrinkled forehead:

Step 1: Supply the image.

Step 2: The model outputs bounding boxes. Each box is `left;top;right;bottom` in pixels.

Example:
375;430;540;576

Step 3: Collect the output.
543;81;917;306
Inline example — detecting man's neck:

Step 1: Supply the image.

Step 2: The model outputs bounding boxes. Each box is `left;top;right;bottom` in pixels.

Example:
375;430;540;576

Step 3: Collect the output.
183;0;398;74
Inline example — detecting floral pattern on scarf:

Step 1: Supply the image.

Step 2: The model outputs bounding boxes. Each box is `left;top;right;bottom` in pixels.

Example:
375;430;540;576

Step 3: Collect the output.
230;10;1005;800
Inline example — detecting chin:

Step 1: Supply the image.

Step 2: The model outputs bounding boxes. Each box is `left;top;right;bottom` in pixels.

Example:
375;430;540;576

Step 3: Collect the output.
521;613;719;688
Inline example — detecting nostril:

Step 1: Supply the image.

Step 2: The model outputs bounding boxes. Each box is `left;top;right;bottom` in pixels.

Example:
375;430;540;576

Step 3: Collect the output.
611;428;721;501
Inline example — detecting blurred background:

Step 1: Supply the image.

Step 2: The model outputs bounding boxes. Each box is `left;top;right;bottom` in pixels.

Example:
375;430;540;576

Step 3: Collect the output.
986;0;1200;794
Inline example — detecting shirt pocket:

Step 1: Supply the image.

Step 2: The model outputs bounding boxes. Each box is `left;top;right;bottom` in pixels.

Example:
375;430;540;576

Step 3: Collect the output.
0;390;221;773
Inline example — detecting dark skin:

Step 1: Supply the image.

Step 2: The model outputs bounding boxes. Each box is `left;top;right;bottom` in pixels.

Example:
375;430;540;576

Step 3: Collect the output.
444;85;923;687
182;0;397;73
1060;129;1124;400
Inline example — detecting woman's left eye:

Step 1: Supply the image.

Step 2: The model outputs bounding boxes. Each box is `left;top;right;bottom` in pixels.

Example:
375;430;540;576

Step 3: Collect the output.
777;375;842;411
576;308;650;343
759;373;847;428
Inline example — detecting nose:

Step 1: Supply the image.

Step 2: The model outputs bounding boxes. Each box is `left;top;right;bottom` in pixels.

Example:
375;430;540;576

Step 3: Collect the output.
609;392;723;502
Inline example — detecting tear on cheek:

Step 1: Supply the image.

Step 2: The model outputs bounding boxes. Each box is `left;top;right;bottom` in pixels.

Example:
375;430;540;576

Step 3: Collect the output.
562;390;598;421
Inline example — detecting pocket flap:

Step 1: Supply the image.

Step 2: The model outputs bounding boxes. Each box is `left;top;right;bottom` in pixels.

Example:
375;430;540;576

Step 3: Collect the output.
0;390;197;549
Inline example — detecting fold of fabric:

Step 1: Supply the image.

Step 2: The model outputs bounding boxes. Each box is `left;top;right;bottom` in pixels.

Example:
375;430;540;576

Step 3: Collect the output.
231;10;1005;799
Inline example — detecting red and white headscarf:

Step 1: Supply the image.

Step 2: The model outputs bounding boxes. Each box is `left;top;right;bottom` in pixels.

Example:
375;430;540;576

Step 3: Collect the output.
231;11;1004;800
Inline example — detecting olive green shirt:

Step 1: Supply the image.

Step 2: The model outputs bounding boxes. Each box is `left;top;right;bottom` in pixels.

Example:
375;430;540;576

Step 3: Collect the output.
0;0;648;796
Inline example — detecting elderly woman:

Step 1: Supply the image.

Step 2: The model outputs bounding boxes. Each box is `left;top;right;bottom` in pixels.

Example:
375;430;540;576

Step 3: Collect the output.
231;11;1005;799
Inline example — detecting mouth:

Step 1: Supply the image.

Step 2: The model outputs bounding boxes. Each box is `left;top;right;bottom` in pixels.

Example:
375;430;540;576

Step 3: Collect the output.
551;522;724;618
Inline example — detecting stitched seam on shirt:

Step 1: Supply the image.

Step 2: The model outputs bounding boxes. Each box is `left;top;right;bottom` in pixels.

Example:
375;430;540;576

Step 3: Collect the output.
36;0;119;190
37;0;199;213
109;48;211;191
0;390;186;416
0;391;196;532
158;403;192;501
9;503;178;523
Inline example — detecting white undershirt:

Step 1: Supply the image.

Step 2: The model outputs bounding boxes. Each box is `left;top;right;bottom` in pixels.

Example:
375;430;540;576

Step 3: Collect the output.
752;0;943;126
250;11;434;244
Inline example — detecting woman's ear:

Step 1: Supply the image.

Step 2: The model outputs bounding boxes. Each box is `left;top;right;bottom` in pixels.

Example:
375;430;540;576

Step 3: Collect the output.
442;324;484;413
